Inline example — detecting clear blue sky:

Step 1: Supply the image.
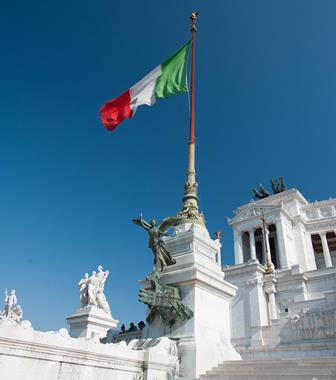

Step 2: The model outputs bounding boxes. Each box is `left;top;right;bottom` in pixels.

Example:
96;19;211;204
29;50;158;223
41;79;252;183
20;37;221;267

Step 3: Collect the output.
1;0;335;331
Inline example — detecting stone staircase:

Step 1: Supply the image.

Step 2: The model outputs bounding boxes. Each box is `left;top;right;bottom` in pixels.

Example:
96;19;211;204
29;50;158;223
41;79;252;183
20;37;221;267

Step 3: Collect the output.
198;358;336;380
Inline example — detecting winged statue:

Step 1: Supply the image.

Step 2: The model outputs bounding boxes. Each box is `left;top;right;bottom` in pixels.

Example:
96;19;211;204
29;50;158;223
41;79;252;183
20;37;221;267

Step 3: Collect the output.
253;184;270;200
271;177;287;194
133;215;186;273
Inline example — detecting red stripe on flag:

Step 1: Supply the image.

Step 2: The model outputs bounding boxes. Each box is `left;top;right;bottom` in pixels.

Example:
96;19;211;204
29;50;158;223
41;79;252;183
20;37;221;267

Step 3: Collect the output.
99;90;133;131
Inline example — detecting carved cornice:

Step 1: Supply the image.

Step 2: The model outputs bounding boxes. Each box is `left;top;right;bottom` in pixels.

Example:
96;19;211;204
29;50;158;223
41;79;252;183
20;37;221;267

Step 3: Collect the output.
306;221;336;234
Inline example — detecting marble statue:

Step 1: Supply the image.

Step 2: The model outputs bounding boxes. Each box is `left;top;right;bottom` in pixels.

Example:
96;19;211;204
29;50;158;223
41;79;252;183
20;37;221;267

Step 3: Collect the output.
88;271;99;306
79;273;89;307
133;214;186;273
78;265;111;314
0;289;23;323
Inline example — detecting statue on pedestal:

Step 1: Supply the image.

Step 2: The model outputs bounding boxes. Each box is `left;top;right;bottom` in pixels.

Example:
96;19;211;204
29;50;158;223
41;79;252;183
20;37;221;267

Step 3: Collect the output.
78;265;111;314
0;289;23;323
133;214;193;325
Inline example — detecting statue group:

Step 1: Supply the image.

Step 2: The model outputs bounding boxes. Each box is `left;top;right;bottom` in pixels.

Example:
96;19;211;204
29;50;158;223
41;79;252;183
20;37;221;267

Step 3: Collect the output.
78;265;110;314
0;289;23;324
253;177;287;200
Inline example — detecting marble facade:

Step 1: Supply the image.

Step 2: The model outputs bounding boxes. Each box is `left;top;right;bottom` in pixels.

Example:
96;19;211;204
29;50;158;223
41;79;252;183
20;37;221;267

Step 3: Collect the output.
226;189;336;360
0;189;334;379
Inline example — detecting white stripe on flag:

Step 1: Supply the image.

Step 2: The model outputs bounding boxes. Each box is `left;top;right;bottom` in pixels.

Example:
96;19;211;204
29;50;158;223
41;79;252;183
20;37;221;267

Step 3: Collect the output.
129;65;162;113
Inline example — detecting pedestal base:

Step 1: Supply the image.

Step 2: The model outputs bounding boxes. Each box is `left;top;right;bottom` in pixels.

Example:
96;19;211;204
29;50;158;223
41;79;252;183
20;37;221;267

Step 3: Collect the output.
142;223;241;378
66;306;119;339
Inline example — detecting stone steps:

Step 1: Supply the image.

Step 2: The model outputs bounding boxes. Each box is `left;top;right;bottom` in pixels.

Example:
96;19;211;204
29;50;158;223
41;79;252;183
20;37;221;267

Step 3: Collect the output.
210;369;335;375
198;358;336;380
200;376;334;380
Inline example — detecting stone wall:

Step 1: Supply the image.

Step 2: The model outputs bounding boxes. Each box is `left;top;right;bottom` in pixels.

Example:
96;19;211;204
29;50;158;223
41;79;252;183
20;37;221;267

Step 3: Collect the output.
0;319;178;380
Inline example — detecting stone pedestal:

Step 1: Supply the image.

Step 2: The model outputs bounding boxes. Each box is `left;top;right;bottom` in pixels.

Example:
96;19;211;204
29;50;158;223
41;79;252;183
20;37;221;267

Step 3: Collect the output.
142;223;241;378
66;306;119;339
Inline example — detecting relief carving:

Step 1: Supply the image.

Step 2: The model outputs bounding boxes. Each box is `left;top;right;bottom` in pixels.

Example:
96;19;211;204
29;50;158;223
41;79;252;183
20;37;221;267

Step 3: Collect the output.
287;308;336;341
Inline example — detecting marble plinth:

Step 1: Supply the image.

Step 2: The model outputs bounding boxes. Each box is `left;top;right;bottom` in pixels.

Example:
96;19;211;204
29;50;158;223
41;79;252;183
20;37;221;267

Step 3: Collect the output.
66;306;119;339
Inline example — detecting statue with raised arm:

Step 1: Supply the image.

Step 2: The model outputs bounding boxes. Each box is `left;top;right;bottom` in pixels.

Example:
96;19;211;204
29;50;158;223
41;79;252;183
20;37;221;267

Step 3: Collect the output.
96;265;111;314
133;214;186;273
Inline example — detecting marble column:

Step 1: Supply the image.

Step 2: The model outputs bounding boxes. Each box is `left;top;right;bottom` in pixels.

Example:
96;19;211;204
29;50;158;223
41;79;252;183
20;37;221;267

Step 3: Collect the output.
320;231;332;268
234;229;243;264
306;233;317;271
275;218;290;269
248;229;257;261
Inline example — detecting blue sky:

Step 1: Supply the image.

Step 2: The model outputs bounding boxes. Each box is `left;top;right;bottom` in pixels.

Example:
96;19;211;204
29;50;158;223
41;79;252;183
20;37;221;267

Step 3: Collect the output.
1;0;335;331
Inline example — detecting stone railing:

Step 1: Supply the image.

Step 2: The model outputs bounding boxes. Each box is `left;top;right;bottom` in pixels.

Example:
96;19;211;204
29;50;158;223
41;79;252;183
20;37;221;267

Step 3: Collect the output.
303;201;336;220
110;329;143;344
0;319;177;380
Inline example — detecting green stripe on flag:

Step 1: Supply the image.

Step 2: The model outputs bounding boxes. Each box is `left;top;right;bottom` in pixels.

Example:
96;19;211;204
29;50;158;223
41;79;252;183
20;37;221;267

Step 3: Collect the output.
155;41;191;99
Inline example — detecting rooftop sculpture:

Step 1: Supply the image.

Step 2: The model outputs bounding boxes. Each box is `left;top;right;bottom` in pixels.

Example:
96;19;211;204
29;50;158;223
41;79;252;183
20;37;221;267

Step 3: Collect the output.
0;289;23;324
253;177;287;200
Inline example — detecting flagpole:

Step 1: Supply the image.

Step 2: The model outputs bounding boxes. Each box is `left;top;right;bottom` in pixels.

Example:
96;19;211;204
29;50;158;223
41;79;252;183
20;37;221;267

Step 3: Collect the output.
189;12;196;157
177;11;205;226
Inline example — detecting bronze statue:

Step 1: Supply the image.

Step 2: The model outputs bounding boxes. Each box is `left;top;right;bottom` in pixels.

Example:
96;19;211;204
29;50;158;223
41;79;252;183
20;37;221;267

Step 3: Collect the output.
253;184;270;200
253;177;287;199
133;215;185;273
271;177;287;194
139;271;193;325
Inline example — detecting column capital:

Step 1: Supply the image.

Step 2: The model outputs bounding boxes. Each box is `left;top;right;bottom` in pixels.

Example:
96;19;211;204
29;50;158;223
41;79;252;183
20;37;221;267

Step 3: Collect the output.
319;231;327;238
233;228;242;237
246;227;256;234
273;216;283;225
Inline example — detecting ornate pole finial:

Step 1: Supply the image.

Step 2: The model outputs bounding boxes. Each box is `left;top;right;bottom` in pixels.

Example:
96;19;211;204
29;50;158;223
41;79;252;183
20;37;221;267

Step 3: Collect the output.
177;12;205;226
190;11;199;32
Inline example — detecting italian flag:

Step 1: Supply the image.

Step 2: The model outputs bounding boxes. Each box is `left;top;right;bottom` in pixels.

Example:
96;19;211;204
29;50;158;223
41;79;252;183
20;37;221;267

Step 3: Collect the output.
100;41;191;131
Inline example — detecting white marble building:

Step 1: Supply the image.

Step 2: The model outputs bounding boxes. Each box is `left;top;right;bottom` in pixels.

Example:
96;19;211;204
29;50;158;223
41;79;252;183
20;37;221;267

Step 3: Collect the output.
225;188;336;359
0;189;335;379
230;188;336;271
